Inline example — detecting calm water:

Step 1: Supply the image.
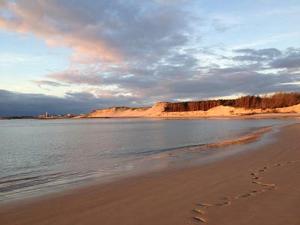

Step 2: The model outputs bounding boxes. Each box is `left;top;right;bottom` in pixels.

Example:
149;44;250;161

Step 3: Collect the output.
0;118;291;202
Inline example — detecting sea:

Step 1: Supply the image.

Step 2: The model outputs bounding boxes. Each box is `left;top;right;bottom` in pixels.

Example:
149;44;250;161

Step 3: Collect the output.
0;118;294;203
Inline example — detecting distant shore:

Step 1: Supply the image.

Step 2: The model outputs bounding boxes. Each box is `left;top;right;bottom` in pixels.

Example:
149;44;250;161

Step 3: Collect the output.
2;92;300;120
80;112;300;120
1;123;300;225
83;102;300;118
2;111;299;120
83;93;300;118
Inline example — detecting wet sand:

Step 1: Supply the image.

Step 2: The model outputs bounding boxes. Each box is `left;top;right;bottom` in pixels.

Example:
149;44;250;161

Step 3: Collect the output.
1;123;300;225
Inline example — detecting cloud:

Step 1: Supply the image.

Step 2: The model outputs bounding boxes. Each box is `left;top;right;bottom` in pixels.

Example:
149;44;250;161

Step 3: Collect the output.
0;1;121;62
0;1;299;115
270;48;300;69
232;47;300;70
0;0;192;64
41;50;200;99
233;48;282;62
2;45;300;116
32;80;67;87
0;89;140;116
48;70;102;85
37;46;300;104
167;70;300;99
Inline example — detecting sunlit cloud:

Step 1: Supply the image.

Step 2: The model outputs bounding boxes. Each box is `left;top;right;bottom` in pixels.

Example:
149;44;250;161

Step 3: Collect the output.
0;1;121;62
0;0;299;115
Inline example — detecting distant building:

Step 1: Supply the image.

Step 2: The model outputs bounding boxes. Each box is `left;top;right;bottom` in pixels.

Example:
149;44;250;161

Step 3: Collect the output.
37;112;77;119
38;112;50;119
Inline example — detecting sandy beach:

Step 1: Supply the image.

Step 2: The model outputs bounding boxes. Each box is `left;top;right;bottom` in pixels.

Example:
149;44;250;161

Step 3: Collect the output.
1;1;299;224
1;123;300;225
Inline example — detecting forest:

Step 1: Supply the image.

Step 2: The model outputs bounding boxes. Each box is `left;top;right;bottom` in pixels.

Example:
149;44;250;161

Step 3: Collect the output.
164;92;300;112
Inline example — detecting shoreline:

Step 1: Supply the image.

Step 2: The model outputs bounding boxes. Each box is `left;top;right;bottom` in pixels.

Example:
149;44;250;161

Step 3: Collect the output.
83;112;300;119
0;122;280;204
1;112;299;121
1;123;300;225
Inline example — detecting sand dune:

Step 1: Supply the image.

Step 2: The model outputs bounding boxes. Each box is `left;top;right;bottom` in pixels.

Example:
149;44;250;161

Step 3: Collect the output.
85;102;300;118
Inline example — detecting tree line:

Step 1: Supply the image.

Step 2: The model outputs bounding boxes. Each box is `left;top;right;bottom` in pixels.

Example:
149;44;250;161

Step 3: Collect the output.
164;92;300;112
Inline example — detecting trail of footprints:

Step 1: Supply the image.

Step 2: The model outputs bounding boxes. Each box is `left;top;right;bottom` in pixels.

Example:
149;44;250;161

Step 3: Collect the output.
190;160;300;223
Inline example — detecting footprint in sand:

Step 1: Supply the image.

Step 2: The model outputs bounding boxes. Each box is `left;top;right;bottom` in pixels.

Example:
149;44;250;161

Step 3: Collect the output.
235;193;252;199
193;208;205;215
261;183;276;187
215;201;232;206
251;175;260;180
193;216;207;223
250;190;259;195
197;203;213;208
190;160;299;224
214;197;232;206
192;207;207;223
258;166;268;173
252;180;263;185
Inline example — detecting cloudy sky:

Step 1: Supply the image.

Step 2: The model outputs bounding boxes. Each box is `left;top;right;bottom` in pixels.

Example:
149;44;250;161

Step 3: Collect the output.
0;0;300;116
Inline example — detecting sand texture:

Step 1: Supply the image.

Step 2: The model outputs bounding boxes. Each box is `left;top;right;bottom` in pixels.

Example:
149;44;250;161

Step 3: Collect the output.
1;123;300;225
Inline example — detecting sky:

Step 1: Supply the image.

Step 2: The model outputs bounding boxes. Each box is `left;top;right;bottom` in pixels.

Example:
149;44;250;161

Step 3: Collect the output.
0;0;300;116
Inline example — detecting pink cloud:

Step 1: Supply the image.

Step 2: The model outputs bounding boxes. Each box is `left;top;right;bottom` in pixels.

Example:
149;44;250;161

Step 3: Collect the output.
0;1;122;63
48;70;102;85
